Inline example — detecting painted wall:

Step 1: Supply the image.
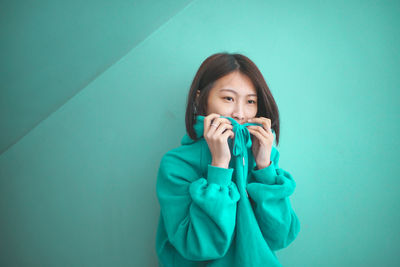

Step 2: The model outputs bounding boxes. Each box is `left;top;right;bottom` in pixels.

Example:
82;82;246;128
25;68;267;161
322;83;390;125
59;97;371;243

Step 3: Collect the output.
1;0;399;266
0;0;193;154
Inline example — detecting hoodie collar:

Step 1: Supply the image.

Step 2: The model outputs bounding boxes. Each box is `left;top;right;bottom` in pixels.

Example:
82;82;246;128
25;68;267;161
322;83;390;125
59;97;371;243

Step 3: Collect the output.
181;115;272;158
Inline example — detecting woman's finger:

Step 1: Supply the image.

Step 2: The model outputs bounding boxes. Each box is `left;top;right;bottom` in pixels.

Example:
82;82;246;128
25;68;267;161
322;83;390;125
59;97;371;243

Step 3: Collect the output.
248;117;271;132
248;127;267;146
204;113;221;136
248;125;268;139
214;123;233;137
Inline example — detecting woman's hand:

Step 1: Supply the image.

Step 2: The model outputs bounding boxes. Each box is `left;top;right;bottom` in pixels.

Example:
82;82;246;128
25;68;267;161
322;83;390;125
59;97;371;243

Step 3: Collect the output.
246;117;274;170
203;113;234;169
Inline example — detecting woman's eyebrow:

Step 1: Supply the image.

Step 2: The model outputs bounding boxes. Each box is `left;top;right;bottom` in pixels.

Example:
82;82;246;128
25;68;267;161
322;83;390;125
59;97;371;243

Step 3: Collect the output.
219;88;257;97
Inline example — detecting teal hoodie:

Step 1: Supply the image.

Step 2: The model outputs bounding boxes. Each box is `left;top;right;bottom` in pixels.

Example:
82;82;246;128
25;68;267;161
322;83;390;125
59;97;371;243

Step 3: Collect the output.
156;115;300;267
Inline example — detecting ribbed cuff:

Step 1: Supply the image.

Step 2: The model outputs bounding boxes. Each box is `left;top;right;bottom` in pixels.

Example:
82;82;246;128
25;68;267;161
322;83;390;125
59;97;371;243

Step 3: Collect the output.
252;160;277;185
207;164;234;186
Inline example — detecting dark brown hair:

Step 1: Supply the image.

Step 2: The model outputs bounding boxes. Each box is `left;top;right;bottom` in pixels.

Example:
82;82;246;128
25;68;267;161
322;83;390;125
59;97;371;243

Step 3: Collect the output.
185;52;280;146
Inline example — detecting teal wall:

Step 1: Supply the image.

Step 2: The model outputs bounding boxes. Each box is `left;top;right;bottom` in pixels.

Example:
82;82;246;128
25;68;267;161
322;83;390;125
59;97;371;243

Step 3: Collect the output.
1;0;399;266
0;0;193;154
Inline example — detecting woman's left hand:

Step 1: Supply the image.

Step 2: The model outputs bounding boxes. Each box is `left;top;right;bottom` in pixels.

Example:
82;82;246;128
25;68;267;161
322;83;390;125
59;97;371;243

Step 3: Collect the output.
246;117;274;170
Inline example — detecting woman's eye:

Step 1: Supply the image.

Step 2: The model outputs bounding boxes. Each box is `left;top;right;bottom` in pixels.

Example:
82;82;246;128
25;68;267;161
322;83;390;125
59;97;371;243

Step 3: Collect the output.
248;100;256;104
224;97;233;101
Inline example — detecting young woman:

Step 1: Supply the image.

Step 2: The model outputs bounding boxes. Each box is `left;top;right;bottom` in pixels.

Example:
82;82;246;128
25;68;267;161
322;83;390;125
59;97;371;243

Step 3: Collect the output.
155;52;300;267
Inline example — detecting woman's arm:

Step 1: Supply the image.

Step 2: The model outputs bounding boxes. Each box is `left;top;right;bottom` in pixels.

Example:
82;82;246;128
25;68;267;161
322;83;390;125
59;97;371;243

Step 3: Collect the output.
156;151;240;261
246;147;301;251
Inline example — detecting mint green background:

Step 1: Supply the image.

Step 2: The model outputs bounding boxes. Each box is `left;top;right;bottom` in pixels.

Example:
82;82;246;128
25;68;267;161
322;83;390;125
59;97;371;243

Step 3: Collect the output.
1;0;399;266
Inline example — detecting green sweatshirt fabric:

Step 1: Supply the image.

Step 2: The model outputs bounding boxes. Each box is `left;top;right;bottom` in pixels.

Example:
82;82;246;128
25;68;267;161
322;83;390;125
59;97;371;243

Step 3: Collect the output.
155;115;300;267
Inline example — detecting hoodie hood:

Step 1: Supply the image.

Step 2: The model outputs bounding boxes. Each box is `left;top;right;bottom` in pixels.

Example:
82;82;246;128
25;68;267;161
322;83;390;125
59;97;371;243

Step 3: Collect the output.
181;115;275;158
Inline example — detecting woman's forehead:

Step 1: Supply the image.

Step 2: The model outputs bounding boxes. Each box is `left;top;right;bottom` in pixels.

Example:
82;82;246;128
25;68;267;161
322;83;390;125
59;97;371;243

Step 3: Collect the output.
211;72;257;95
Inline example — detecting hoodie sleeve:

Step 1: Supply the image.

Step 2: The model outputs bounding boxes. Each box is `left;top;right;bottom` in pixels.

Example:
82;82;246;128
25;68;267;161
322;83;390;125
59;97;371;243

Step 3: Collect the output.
246;147;300;251
156;151;241;261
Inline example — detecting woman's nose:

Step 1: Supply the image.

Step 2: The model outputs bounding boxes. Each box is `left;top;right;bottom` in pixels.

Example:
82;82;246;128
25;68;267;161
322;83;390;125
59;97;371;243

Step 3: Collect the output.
232;105;244;122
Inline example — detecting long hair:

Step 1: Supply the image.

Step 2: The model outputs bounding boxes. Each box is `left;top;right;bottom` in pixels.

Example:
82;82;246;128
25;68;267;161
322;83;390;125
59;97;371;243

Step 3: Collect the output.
185;52;280;146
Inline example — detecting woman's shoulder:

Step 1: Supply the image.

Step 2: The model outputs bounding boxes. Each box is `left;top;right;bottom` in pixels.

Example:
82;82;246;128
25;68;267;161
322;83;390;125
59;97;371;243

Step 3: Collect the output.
157;141;204;186
159;140;204;170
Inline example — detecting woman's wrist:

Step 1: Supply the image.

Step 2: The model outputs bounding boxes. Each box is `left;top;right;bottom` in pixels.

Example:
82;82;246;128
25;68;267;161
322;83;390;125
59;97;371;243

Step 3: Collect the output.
256;161;272;170
211;160;229;169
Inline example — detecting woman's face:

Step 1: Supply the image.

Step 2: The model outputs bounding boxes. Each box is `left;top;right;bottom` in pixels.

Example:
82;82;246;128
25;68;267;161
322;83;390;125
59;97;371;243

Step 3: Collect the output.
198;71;258;125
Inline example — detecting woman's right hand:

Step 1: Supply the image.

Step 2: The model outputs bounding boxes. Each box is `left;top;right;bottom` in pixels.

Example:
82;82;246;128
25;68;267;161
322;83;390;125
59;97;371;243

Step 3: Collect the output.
203;113;234;169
